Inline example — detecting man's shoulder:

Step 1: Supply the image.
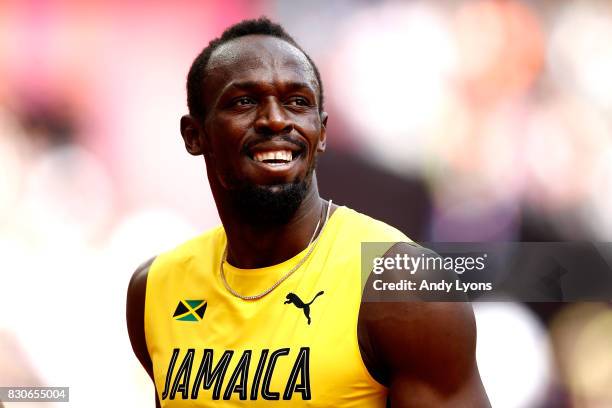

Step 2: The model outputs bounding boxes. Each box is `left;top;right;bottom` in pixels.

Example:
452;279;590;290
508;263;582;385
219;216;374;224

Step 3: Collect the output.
338;206;411;243
148;224;225;271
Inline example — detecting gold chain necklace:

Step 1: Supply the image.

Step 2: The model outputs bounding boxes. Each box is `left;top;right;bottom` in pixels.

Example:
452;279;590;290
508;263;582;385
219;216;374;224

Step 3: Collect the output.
220;199;332;301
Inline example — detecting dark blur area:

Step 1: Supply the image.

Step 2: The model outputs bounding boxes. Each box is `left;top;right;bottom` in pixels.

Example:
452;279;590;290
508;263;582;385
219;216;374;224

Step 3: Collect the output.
1;1;612;407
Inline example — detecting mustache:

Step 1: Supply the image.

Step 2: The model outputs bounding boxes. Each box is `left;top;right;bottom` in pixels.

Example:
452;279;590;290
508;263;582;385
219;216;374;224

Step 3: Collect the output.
241;135;307;154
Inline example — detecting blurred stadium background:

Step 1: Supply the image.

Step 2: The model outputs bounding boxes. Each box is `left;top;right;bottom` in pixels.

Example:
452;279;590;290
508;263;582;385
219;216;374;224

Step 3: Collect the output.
1;0;611;407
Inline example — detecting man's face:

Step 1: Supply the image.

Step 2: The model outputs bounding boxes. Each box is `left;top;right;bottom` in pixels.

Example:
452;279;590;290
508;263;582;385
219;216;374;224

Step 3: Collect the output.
202;35;326;191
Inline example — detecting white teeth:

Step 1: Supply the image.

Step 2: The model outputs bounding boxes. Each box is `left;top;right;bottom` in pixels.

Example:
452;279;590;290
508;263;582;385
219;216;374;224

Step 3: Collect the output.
253;150;293;163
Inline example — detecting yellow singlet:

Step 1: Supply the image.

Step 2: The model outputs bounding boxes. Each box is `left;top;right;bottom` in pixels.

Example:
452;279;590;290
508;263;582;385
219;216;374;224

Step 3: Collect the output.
144;206;409;407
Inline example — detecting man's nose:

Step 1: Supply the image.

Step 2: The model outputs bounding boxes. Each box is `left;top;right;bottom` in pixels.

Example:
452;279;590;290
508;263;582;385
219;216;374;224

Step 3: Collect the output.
254;98;293;135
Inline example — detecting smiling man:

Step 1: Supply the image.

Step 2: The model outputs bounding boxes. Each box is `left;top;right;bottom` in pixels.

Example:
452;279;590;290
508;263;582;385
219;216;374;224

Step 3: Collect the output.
126;17;489;407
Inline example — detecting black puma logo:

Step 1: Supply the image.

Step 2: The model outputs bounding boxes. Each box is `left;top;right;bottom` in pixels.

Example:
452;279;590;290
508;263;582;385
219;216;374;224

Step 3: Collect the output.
284;291;325;325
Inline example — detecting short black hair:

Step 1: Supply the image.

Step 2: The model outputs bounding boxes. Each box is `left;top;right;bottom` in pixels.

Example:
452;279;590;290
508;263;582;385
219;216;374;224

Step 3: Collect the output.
186;17;324;119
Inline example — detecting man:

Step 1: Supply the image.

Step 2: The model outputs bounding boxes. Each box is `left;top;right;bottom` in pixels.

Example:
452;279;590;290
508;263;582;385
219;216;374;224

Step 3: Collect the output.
126;17;489;407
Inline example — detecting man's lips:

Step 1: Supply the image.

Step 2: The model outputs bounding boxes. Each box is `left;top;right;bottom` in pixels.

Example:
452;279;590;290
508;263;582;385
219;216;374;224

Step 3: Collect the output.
253;149;293;164
242;137;307;165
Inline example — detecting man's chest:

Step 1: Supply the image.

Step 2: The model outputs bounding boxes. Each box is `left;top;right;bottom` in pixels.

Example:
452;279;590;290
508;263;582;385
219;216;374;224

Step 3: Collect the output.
147;269;386;406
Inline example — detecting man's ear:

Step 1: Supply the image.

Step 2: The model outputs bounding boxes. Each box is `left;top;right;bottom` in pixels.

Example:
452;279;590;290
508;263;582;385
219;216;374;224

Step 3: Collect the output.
317;111;328;153
180;114;208;156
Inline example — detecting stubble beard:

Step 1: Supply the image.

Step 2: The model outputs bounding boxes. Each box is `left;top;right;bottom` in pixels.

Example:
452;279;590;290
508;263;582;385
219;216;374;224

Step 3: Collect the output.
227;158;317;226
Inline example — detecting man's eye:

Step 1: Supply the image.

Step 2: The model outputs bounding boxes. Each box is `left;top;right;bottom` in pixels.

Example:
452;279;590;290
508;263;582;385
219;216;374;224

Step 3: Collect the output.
287;97;309;107
234;97;255;106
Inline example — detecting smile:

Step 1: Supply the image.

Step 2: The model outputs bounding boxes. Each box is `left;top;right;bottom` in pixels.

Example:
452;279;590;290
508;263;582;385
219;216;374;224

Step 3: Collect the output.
252;149;294;166
245;138;306;171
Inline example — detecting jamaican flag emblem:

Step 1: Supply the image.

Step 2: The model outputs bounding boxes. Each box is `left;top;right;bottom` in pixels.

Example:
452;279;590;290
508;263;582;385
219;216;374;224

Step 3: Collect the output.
173;300;207;322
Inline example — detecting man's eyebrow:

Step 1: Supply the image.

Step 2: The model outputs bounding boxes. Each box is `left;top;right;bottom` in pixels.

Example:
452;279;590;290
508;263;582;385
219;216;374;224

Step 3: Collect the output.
225;81;316;93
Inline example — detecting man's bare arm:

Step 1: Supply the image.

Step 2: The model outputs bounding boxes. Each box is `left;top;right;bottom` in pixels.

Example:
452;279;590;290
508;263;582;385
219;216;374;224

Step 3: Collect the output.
358;243;490;407
126;257;161;408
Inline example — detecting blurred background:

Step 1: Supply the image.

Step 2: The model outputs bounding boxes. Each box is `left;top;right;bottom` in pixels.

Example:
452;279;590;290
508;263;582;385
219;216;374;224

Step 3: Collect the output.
1;0;611;407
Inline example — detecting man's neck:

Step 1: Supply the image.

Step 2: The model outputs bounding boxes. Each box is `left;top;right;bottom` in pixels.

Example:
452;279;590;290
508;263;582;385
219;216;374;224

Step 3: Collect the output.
218;186;325;269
